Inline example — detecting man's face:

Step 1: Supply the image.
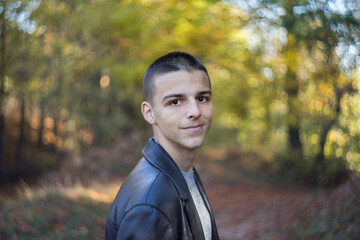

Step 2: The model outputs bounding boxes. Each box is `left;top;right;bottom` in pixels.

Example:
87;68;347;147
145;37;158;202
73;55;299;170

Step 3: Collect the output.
144;70;213;152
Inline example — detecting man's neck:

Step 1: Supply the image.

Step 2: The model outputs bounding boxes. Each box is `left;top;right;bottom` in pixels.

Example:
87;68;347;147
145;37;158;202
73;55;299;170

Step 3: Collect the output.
154;137;196;172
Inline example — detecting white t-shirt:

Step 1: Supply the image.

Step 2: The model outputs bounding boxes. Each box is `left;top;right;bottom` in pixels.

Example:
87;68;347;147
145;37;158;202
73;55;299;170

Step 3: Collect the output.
181;169;212;240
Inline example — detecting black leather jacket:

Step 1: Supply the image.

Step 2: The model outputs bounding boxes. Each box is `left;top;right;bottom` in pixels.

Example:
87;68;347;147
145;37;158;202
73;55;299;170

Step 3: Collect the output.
105;138;219;240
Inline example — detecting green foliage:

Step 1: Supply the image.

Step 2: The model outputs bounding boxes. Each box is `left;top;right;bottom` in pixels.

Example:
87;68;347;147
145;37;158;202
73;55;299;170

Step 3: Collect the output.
224;0;360;186
2;0;360;186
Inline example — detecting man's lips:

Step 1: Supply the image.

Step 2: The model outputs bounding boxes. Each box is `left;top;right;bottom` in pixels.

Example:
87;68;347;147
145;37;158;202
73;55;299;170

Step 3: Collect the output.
181;124;204;132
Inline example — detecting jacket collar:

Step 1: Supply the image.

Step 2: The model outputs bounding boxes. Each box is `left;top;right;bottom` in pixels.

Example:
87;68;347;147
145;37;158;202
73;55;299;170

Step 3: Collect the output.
142;138;190;200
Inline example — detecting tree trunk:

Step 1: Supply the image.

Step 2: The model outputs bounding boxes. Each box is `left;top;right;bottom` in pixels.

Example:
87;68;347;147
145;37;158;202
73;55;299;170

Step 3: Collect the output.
288;125;302;149
15;97;25;167
285;69;303;155
0;0;7;182
0;108;4;181
313;85;354;185
38;99;45;147
314;122;333;167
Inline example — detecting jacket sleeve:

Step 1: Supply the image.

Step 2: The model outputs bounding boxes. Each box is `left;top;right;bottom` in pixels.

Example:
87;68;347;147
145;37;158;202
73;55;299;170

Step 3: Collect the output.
115;204;175;240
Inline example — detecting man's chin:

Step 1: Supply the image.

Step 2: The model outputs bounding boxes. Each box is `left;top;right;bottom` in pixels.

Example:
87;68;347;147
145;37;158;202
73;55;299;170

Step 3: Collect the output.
183;138;205;150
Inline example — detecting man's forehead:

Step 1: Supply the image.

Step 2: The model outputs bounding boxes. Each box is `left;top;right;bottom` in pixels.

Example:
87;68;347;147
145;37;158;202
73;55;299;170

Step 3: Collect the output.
152;70;209;87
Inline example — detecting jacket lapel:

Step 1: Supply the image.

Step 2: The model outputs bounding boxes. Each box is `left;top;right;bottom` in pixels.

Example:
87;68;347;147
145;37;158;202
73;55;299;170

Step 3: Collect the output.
194;169;220;240
142;138;215;240
142;138;190;200
184;198;206;240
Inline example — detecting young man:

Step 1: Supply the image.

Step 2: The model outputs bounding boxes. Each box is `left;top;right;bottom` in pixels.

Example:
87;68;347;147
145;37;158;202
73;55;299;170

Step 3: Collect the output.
105;52;219;240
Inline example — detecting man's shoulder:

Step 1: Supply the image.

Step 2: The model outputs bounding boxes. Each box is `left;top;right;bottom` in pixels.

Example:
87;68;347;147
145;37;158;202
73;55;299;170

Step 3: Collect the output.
123;158;180;204
109;158;182;220
105;157;181;239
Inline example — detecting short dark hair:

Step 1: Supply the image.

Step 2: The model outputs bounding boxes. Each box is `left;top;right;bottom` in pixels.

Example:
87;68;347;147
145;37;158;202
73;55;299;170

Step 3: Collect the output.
143;51;210;104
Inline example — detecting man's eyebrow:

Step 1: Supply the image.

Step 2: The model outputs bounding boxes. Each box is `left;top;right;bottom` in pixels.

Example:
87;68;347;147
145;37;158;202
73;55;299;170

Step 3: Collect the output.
162;93;185;103
198;90;212;96
161;90;212;103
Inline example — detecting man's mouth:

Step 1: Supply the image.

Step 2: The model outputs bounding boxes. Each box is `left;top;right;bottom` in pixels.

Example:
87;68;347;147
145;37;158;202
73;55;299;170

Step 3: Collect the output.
182;124;204;132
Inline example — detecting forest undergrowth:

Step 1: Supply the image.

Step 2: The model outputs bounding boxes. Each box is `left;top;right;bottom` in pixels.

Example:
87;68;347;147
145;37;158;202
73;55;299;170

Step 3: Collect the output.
0;136;359;240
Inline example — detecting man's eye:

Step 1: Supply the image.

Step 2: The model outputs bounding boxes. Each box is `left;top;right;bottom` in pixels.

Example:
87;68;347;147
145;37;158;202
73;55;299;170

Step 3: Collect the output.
169;99;181;106
198;97;208;103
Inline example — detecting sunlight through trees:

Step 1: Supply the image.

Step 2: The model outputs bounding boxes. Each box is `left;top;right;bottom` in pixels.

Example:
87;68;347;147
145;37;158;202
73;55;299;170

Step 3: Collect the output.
1;0;360;187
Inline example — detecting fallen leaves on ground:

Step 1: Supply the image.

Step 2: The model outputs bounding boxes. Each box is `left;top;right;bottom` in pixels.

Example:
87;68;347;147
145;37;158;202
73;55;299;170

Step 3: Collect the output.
0;143;359;239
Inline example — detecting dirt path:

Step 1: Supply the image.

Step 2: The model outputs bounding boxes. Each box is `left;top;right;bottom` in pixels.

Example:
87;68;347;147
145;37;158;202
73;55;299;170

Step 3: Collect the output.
2;140;358;239
205;181;312;240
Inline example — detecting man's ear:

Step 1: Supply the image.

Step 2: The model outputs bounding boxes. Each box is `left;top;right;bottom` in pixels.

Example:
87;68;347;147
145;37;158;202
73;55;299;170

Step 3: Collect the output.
141;101;156;125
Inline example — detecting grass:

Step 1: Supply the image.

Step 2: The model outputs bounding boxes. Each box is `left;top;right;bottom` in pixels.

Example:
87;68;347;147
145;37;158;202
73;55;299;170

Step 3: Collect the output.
1;174;359;240
1;142;359;239
286;178;360;240
0;181;121;240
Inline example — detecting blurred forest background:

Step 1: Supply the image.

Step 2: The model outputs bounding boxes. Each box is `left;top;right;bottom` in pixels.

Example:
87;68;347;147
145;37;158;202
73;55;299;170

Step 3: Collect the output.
1;0;360;239
2;0;360;186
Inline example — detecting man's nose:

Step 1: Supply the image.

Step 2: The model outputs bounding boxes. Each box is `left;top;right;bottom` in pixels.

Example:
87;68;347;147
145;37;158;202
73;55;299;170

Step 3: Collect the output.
186;99;201;119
